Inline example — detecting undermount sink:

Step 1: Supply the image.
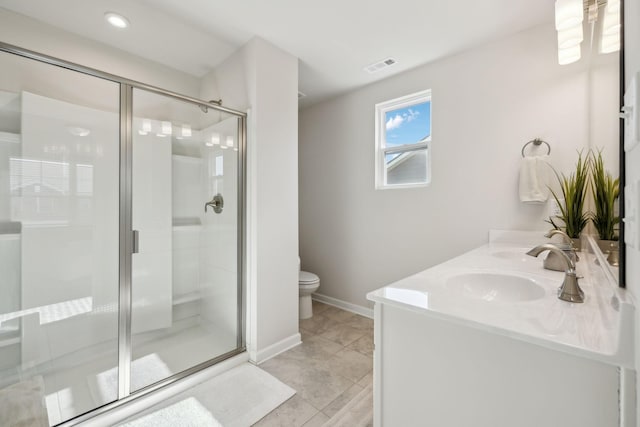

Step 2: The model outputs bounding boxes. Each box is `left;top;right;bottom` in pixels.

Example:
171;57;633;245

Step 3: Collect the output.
447;273;545;302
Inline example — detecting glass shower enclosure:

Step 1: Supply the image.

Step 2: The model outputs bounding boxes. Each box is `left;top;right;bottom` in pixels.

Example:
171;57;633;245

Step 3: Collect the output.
0;43;246;426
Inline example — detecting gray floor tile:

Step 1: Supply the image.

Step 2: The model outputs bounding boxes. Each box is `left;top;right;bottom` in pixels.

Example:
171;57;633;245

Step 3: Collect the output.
324;386;373;427
261;304;374;425
300;328;314;341
252;395;317;427
321;383;363;418
325;348;372;383
299;315;342;335
290;335;343;362
311;300;331;315
347;315;373;331
302;411;330;427
322;306;357;323
318;323;365;347
261;353;355;410
347;335;374;357
357;372;373;388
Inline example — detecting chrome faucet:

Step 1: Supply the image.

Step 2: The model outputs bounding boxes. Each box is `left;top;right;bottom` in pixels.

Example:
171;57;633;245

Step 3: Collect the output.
527;243;584;303
545;229;572;244
542;229;579;271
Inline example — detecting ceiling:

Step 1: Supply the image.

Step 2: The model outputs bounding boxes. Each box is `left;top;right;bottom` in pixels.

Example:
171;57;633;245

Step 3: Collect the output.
0;0;554;107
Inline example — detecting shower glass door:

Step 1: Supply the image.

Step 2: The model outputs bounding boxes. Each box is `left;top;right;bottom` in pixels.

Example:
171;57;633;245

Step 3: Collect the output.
129;88;243;393
0;50;120;425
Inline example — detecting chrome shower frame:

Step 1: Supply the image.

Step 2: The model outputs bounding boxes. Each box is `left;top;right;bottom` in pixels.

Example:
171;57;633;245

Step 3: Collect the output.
0;41;248;426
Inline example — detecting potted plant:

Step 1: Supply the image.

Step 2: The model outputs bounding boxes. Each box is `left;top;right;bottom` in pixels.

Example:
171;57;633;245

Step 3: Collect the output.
589;150;620;253
547;151;590;249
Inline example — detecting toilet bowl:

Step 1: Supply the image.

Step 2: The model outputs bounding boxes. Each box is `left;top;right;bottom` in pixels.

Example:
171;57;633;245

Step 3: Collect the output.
299;270;320;320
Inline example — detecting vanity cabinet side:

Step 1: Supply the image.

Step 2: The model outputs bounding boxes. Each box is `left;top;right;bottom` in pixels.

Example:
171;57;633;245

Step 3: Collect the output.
374;303;619;427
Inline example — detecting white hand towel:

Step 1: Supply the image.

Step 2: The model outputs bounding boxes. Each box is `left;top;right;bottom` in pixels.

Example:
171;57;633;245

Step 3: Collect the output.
519;155;550;203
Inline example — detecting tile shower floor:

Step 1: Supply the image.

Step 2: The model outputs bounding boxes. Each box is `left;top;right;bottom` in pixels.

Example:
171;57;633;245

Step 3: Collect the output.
253;301;374;426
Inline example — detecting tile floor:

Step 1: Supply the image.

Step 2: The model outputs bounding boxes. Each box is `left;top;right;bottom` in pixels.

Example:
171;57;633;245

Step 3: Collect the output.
253;301;374;427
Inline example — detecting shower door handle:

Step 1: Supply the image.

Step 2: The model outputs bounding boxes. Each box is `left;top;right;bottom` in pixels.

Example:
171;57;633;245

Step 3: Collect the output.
132;230;140;254
205;193;224;214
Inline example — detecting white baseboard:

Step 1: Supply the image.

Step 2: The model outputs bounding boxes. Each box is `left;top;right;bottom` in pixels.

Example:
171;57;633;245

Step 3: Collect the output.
312;293;374;319
254;333;302;365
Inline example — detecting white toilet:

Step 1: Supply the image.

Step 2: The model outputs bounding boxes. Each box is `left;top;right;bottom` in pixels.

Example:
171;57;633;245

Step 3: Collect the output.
299;259;320;320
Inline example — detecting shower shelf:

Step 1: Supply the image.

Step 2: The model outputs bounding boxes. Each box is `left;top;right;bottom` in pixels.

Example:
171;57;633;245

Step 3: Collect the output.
0;131;20;144
173;291;201;305
172;217;202;228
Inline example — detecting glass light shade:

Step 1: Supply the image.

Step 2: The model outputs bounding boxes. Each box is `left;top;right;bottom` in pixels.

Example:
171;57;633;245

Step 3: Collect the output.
161;121;172;135
607;0;620;15
601;4;620;36
104;12;130;29
226;136;234;147
181;124;192;138
600;32;620;54
211;133;220;145
141;119;151;134
555;0;583;31
557;25;583;49
558;44;581;65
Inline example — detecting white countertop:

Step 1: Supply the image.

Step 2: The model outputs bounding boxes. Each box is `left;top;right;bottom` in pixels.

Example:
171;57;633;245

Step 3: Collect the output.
367;233;634;367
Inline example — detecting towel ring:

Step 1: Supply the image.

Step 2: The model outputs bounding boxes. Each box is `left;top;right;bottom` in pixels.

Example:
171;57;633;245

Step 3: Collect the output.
521;138;551;158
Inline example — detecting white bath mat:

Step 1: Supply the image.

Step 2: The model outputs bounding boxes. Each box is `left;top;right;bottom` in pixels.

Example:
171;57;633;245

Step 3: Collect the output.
120;363;295;427
120;397;223;427
0;376;49;427
88;353;173;405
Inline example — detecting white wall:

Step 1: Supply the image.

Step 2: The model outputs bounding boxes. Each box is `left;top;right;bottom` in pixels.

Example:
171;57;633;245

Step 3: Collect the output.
623;0;640;423
299;23;619;309
0;9;200;98
201;37;300;363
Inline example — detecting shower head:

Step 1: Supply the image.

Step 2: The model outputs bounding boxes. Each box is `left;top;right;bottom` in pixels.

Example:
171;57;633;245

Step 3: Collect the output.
199;99;223;113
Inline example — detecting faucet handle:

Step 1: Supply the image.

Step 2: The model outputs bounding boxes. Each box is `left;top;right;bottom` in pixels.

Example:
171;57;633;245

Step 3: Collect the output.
544;229;573;245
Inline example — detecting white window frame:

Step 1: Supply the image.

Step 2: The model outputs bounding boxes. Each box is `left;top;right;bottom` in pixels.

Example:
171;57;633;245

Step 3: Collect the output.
375;89;432;190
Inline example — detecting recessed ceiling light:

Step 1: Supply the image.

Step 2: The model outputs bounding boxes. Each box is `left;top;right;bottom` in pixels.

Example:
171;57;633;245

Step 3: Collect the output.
67;126;91;137
105;12;130;29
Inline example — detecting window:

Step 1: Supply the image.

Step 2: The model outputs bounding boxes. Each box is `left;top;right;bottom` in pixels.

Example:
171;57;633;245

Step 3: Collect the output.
375;90;431;189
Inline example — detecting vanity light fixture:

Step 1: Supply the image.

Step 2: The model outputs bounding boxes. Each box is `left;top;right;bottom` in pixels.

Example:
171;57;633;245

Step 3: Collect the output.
600;0;620;53
557;25;583;49
206;133;220;147
554;0;620;65
554;0;583;64
161;121;172;136
104;12;130;29
558;44;582;65
138;119;151;136
555;0;583;31
67;126;91;137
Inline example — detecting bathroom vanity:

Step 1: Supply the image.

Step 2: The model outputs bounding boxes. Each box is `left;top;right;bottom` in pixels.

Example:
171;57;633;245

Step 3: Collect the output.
367;231;634;427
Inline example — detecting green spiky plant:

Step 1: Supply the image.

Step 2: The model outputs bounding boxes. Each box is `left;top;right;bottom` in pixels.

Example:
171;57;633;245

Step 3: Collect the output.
589;150;620;241
547;151;590;239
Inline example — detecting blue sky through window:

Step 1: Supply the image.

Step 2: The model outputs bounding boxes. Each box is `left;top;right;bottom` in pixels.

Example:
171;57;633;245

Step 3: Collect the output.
384;101;430;146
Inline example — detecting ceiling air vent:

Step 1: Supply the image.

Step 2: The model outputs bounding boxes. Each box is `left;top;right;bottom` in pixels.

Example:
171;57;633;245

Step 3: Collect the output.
364;58;397;74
